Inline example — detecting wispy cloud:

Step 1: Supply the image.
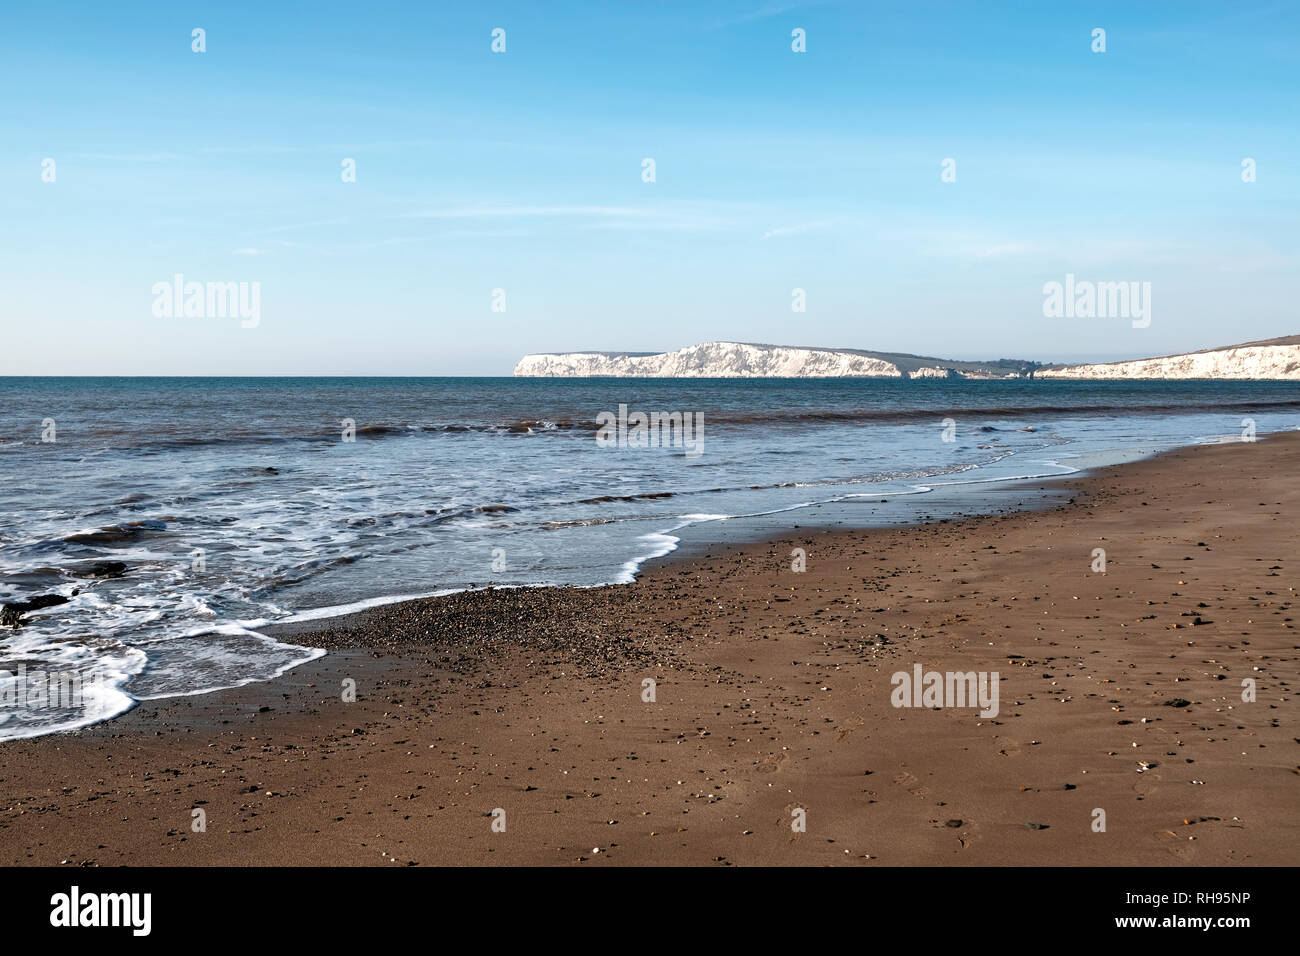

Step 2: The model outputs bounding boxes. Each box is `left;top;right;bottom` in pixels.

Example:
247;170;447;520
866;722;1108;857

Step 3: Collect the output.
256;217;352;236
247;201;759;255
403;202;739;233
974;241;1039;259
199;143;408;155
709;0;832;30
344;229;537;250
197;138;534;156
70;152;184;163
761;219;833;240
403;204;656;221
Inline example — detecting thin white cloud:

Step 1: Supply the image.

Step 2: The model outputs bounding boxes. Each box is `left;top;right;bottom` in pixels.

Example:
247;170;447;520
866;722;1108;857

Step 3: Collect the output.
403;202;739;233
257;217;352;236
197;139;532;155
340;229;537;251
761;219;833;240
70;152;184;162
710;1;830;29
404;204;655;220
975;242;1038;259
251;202;752;252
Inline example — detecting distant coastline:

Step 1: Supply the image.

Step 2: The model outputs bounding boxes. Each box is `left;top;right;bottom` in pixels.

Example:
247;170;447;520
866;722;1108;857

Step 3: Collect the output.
515;337;1300;380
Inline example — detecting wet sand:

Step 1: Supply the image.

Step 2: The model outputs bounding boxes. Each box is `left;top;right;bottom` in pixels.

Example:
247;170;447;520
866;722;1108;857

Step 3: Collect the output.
1;433;1296;866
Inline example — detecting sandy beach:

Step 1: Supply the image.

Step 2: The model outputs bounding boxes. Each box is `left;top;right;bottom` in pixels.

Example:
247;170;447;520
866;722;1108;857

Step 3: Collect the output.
1;432;1295;867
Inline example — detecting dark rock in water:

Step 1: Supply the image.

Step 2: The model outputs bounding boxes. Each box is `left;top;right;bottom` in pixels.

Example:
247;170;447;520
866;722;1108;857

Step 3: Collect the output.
1;594;70;627
65;520;164;546
83;561;128;578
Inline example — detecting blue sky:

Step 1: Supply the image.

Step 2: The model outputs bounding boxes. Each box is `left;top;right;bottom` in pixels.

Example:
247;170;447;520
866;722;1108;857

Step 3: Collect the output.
3;0;1297;374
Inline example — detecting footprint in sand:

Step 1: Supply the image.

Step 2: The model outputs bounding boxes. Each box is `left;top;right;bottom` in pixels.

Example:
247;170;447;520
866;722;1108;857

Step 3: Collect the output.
835;716;864;742
1153;827;1196;860
893;770;930;798
1133;764;1161;798
757;751;789;774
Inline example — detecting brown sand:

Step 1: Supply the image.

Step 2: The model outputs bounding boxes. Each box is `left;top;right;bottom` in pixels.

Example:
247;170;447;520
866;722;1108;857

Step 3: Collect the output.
1;434;1296;866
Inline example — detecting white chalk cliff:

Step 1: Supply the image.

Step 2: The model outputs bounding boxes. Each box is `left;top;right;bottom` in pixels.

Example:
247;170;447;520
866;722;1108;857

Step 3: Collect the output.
515;337;1300;380
1037;340;1300;380
514;342;904;378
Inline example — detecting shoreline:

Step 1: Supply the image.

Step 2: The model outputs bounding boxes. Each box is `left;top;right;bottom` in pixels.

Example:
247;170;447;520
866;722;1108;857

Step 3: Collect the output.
253;437;1160;640
1;433;1296;865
